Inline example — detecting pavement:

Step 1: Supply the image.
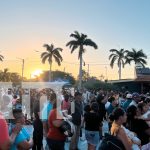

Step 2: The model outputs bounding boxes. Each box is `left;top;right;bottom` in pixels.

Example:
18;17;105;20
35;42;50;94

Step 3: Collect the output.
24;125;103;150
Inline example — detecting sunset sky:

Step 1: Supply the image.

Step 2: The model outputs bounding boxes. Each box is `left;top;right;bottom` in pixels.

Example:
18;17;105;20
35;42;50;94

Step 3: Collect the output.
0;0;150;80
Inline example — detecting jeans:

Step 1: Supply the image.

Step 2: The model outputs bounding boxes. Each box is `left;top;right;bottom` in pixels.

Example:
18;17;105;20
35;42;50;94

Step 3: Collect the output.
47;138;65;150
69;125;81;150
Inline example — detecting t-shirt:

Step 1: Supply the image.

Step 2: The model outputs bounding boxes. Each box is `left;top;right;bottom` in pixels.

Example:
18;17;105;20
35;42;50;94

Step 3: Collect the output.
41;101;53;121
84;112;101;131
0;113;9;150
122;99;132;111
10;125;30;150
62;100;70;111
71;101;83;126
47;109;66;141
107;104;115;115
130;119;149;145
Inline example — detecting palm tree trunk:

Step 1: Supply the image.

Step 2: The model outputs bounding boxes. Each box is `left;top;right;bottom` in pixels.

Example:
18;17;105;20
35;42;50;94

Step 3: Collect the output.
119;62;121;80
49;62;52;81
79;54;83;90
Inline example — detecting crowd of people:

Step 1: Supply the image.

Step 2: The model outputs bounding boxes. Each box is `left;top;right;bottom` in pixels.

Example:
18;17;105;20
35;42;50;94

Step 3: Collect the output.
1;87;150;150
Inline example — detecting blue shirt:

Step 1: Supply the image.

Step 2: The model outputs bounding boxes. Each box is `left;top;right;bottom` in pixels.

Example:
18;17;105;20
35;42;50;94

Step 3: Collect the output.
10;125;30;150
107;104;115;115
123;99;132;111
41;101;53;121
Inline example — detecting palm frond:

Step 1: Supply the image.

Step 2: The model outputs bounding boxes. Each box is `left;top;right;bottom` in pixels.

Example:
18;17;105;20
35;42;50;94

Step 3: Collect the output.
83;39;98;49
71;45;78;53
53;55;62;66
70;31;80;39
109;53;117;60
53;51;63;61
41;52;48;58
110;56;117;68
41;55;49;64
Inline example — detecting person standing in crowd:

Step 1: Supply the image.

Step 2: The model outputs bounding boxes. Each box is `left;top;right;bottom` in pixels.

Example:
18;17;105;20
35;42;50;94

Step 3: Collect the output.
107;96;118;115
47;96;66;150
110;107;132;150
123;93;133;111
129;92;141;107
42;92;55;137
0;112;11;150
118;93;126;107
1;95;11;118
127;105;150;146
84;102;101;150
10;110;33;150
32;113;43;150
69;92;83;150
96;93;107;122
12;95;18;106
62;94;71;111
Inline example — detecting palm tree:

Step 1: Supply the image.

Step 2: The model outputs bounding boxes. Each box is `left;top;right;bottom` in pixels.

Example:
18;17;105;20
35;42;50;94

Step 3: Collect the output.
66;31;98;89
109;48;128;80
41;44;63;81
0;68;11;81
125;48;147;78
125;48;147;67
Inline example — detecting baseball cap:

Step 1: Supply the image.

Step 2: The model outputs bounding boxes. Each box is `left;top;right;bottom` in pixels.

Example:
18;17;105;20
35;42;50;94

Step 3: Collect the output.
132;92;140;98
126;94;132;99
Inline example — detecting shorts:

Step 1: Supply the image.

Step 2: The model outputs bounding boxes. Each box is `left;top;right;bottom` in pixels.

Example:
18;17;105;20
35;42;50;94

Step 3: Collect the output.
85;130;99;146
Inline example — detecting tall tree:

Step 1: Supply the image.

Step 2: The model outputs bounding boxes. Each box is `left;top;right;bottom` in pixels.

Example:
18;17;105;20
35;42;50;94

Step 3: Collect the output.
66;31;98;89
125;48;147;67
41;44;63;81
109;48;128;80
0;68;10;81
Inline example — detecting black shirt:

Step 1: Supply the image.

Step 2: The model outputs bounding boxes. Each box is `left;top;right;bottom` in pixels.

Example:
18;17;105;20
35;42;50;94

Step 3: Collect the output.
84;112;101;131
72;101;83;126
98;103;106;121
130;118;149;145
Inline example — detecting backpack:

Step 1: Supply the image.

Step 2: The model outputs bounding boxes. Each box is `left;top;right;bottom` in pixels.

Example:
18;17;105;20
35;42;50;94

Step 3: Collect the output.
99;133;125;150
59;118;75;137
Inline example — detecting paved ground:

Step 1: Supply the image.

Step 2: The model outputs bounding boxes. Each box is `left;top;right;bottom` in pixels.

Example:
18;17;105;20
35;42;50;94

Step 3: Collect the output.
24;125;103;150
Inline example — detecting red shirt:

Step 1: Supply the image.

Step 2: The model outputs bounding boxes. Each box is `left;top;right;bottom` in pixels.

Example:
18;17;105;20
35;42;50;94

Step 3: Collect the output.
0;113;9;149
47;109;66;141
62;100;70;111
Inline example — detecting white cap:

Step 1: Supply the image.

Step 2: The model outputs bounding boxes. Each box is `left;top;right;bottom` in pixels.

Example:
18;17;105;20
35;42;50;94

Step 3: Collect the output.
126;94;132;99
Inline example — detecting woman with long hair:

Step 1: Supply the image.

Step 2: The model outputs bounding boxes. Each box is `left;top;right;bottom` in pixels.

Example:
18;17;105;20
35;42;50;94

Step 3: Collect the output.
127;105;150;146
84;102;101;150
110;107;132;150
47;93;66;150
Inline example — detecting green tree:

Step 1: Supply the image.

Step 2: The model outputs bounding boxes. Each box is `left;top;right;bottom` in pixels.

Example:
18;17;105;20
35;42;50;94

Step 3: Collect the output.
0;68;10;81
0;69;22;82
66;31;98;89
125;48;147;67
39;70;76;84
10;73;22;82
109;48;128;80
41;44;63;81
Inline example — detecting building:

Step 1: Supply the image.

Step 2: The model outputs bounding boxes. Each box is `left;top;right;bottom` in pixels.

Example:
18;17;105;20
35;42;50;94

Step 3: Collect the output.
109;67;150;93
